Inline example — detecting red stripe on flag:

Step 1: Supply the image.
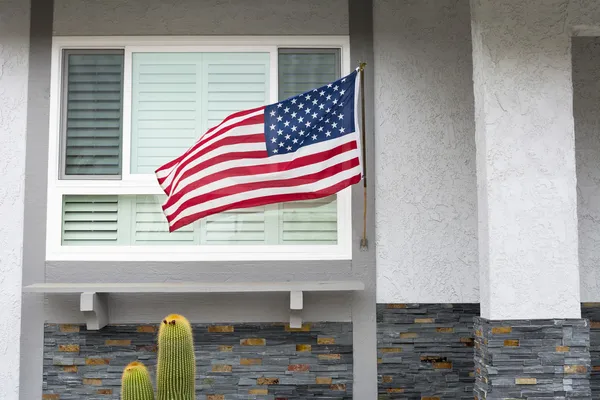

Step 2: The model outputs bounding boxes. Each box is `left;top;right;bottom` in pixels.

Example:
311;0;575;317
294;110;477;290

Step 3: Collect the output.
165;157;360;223
168;174;361;232
155;112;265;178
162;141;359;210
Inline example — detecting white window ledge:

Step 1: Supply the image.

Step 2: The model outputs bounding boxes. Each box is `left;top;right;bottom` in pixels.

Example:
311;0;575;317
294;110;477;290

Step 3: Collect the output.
23;281;364;330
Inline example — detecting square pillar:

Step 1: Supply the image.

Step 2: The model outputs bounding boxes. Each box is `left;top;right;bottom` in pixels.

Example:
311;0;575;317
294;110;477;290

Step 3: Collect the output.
470;0;590;398
0;0;31;399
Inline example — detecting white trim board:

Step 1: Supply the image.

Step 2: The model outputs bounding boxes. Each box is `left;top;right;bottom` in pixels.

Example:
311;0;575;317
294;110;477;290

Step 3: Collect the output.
25;280;364;330
45;35;354;262
23;280;364;293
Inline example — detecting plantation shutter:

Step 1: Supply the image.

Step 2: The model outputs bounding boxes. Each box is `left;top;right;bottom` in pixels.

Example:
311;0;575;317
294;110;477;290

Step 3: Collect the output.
199;53;272;244
62;51;124;177
278;50;340;100
61;195;119;245
276;50;341;244
130;53;203;174
132;195;198;245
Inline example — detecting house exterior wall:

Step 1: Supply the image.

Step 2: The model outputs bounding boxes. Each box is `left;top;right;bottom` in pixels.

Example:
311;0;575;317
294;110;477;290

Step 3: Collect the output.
52;0;349;36
18;0;377;399
374;0;478;303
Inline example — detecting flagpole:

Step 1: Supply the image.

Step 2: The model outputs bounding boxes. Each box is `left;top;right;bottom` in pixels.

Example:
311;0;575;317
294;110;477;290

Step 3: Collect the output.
359;62;368;251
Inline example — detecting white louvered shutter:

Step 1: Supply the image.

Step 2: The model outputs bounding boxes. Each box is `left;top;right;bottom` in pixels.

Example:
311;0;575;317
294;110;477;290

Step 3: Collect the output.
63;52;124;176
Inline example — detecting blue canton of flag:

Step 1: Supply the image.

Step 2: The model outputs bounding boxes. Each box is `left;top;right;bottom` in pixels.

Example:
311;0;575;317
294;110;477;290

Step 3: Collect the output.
264;70;358;156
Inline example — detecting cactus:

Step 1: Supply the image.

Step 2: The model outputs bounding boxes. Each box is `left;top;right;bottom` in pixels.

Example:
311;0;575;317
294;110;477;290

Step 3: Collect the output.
120;314;196;400
121;361;155;400
156;314;196;400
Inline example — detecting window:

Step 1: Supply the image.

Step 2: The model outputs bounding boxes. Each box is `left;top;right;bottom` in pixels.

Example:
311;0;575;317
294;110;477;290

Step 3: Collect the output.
46;37;352;261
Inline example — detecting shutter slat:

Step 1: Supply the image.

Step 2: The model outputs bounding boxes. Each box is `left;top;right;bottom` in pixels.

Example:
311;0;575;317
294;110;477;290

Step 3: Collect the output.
62;195;119;245
133;195;196;244
64;52;124;176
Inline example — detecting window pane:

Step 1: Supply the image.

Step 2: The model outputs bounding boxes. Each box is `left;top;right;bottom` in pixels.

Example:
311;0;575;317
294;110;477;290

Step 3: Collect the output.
276;49;341;244
129;52;270;174
60;195;337;246
278;49;340;100
62;51;124;177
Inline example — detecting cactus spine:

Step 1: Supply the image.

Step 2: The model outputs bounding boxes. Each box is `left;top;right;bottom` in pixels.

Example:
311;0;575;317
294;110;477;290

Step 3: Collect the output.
156;314;196;400
120;314;196;400
121;361;155;400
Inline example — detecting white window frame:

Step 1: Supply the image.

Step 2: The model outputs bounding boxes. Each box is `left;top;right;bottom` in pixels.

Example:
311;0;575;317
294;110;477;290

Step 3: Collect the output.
46;35;354;262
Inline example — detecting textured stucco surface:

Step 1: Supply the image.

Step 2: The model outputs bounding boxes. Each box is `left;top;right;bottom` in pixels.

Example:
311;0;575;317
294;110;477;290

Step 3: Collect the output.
471;0;586;320
374;0;478;303
53;0;348;36
0;0;30;398
574;38;600;302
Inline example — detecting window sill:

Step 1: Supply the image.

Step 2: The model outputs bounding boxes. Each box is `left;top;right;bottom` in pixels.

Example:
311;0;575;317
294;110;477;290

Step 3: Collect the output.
46;244;352;262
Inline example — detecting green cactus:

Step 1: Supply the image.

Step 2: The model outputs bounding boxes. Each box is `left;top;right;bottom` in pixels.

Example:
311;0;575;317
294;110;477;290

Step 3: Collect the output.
121;361;155;400
120;314;196;400
156;314;196;400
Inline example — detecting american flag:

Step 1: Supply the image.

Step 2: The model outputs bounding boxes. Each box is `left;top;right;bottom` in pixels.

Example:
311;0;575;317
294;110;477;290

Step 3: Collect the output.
155;69;363;232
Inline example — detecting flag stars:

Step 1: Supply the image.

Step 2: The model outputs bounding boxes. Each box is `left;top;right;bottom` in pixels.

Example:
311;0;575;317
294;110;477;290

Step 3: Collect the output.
319;90;325;96
284;120;290;127
299;130;305;136
318;126;324;132
291;98;297;104
271;137;277;143
305;94;311;100
305;121;311;127
318;104;325;110
338;113;344;120
287;146;292;151
340;89;346;96
270;124;275;130
333;99;338;105
277;115;283;122
333;85;339;91
312;99;318;105
293;138;298;144
284;107;290;113
277;129;283;135
312;112;318;119
326;94;332;101
270;110;276;117
298;116;304;123
298;103;304;109
339;127;345;133
332;122;338;128
291;125;297;132
277;103;282;108
325;131;332;137
312;134;318;140
291;112;297;118
279;142;284;147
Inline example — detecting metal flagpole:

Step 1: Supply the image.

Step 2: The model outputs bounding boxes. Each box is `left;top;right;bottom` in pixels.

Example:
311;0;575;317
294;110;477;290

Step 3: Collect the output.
358;62;368;250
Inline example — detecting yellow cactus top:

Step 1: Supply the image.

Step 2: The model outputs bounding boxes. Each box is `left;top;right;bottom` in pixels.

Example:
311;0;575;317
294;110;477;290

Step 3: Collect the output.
159;314;192;336
122;361;150;382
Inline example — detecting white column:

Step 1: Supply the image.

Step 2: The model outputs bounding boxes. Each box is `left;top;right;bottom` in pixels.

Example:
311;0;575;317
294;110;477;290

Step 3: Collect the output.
0;0;30;398
471;0;581;320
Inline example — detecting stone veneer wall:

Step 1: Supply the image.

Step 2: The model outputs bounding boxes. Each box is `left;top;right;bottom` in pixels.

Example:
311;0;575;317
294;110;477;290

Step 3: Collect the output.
581;304;600;396
473;318;591;399
42;322;352;399
376;303;480;399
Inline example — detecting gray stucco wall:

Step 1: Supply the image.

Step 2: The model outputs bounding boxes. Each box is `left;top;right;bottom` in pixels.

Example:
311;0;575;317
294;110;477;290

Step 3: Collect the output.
53;0;349;36
20;0;377;398
374;0;478;303
574;37;600;302
0;1;30;399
